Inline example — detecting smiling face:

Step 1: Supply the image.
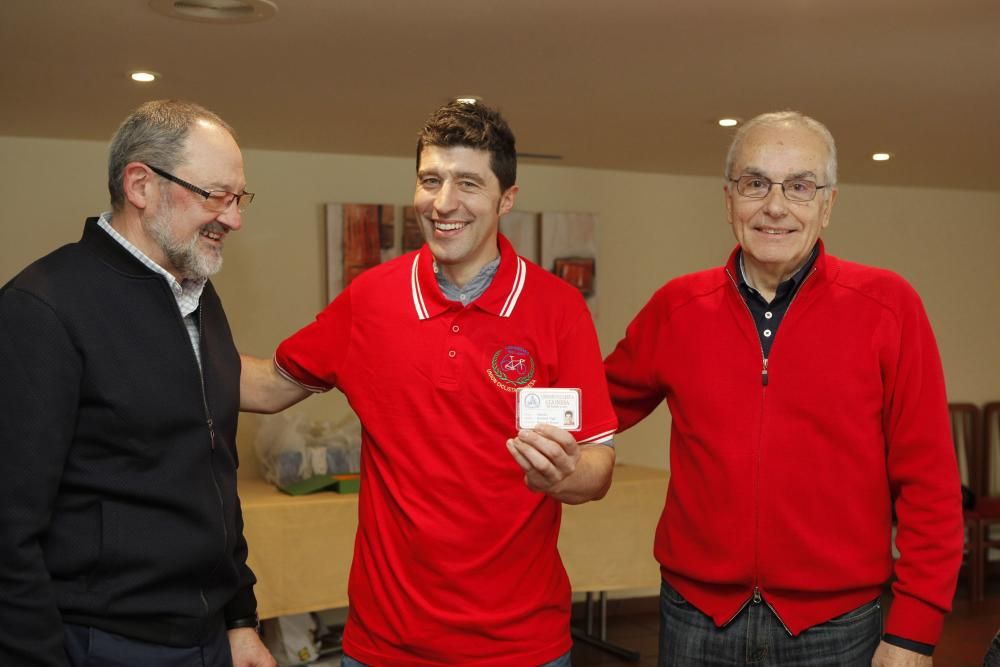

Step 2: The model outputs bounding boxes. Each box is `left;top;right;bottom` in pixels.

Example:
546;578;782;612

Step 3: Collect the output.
414;145;517;287
142;120;246;280
725;122;837;289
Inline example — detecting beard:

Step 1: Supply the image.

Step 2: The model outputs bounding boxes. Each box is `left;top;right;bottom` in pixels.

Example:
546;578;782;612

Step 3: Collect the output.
144;192;224;280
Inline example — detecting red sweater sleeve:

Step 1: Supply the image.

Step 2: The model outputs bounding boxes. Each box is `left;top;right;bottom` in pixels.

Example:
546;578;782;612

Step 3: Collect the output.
603;288;668;433
881;282;964;645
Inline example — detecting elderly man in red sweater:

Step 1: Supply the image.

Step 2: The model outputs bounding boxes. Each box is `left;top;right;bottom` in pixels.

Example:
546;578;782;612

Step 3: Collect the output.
605;111;963;666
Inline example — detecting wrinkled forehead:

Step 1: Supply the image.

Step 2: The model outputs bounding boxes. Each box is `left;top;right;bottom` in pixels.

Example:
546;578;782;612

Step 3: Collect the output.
734;123;830;180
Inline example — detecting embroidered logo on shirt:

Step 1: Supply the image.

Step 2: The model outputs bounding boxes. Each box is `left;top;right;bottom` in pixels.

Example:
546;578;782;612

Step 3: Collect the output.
487;345;537;392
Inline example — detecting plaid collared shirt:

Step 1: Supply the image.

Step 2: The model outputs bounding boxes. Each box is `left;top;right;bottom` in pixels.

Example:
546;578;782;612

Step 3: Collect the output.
97;213;207;368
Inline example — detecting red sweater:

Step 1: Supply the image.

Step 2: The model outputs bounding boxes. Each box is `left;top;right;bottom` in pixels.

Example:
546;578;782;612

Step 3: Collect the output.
604;243;963;645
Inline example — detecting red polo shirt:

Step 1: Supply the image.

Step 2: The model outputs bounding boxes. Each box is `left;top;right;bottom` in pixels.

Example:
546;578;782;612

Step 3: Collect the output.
275;234;617;667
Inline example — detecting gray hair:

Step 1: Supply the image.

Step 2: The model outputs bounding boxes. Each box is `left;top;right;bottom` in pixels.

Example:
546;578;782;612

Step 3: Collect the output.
724;111;838;187
107;100;234;211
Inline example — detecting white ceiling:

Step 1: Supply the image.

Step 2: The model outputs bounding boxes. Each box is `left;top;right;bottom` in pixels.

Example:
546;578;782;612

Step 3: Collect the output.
2;0;998;191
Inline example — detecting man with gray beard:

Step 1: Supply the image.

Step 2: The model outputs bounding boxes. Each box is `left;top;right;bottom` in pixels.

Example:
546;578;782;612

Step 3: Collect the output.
0;100;275;667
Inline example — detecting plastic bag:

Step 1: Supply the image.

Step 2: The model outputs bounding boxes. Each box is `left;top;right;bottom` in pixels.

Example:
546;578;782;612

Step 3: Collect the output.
254;412;362;488
261;613;320;666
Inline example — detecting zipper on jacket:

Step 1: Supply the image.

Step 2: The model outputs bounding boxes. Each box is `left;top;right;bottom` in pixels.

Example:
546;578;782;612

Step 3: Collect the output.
723;594;753;626
193;312;216;451
725;268;769;634
195;312;227;544
723;266;816;638
164;286;230;621
725;266;817;386
748;586;793;636
754;264;816;637
765;596;794;636
725;269;768;387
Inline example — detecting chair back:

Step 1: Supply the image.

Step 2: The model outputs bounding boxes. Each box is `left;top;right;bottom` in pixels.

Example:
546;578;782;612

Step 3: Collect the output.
983;402;1000;498
949;402;982;496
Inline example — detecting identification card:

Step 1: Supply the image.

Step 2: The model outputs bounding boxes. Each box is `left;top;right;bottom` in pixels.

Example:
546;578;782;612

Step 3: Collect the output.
516;388;582;432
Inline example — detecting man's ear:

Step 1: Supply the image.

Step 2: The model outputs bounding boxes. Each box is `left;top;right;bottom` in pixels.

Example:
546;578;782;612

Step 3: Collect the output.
497;184;519;216
723;184;735;227
122;162;155;211
819;187;838;230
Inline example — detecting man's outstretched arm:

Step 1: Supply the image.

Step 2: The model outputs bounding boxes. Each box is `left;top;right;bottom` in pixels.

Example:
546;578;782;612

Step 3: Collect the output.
240;355;312;413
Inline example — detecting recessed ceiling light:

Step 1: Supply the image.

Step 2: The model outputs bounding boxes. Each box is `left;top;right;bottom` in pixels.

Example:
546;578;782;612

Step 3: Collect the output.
872;152;892;162
130;71;159;83
148;0;278;24
718;118;739;127
455;96;480;105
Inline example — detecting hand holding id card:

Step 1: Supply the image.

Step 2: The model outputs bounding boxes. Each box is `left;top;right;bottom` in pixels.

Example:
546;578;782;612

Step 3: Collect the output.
516;388;581;432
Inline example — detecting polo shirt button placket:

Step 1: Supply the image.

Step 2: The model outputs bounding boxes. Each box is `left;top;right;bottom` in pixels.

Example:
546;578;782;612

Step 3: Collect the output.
446;317;461;364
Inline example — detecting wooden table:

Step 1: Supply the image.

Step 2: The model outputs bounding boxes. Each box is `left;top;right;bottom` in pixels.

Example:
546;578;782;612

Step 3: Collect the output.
240;463;668;619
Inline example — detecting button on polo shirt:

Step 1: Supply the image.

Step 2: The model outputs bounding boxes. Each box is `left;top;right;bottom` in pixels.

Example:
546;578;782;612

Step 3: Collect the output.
275;234;617;666
736;244;818;358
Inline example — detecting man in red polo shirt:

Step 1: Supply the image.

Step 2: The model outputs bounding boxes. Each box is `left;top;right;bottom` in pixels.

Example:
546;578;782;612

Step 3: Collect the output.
241;100;617;666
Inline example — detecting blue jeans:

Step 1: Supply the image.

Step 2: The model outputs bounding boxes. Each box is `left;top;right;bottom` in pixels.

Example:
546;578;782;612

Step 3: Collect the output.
342;649;572;666
659;581;881;666
64;622;232;667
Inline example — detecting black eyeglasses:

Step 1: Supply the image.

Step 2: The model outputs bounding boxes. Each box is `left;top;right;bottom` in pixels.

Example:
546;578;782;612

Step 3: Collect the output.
729;174;827;203
146;164;255;213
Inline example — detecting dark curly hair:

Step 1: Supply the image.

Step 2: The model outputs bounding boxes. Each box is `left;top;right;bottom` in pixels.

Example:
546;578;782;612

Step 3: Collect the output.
416;99;517;191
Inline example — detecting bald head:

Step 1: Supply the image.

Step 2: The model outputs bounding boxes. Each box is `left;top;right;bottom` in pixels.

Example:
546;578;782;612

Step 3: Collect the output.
725;111;838;188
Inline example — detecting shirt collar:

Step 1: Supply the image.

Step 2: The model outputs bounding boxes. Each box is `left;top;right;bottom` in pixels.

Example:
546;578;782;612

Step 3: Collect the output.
97;213;207;317
411;233;527;321
435;255;500;304
736;242;819;298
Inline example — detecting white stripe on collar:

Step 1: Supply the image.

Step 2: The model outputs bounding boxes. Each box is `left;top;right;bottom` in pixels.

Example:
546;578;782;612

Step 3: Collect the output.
499;257;526;318
411;254;429;320
412;253;526;320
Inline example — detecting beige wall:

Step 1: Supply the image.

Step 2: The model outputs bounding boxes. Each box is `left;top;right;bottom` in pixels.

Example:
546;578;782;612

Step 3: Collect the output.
2;135;998;480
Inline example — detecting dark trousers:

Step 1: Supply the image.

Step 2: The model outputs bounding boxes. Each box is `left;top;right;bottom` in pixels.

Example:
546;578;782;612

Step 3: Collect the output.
64;623;232;667
342;650;573;666
985;630;1000;667
659;581;882;666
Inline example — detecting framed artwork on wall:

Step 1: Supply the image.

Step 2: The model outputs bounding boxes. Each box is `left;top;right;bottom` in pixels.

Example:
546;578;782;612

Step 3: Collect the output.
401;206;424;253
540;211;599;317
326;203;398;303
